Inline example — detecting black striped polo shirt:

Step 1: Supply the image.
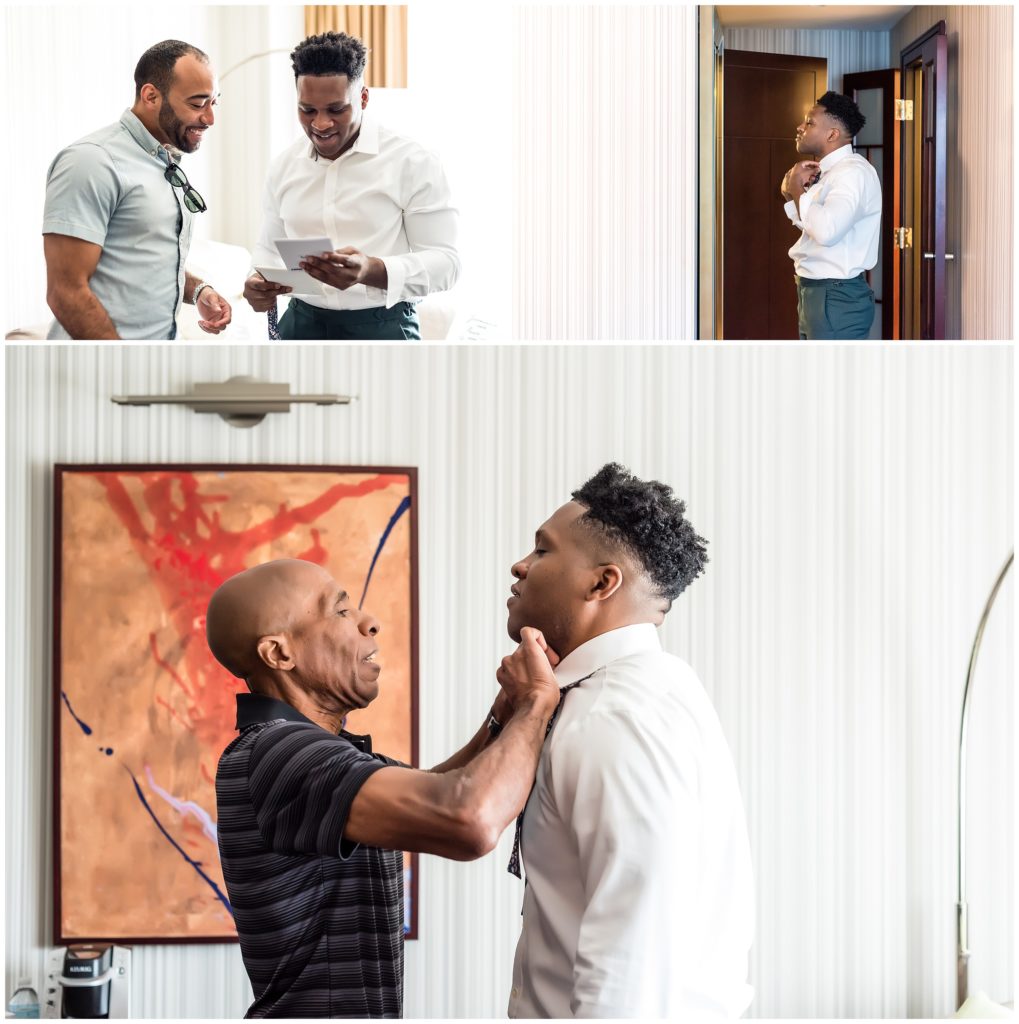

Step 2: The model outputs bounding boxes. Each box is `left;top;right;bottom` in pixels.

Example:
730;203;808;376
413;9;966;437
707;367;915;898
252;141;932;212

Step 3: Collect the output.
216;693;404;1018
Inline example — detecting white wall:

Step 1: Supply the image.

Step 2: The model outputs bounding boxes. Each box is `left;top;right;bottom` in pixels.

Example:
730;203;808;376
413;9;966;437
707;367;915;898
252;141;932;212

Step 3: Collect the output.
5;343;1013;1018
3;3;512;336
512;5;698;339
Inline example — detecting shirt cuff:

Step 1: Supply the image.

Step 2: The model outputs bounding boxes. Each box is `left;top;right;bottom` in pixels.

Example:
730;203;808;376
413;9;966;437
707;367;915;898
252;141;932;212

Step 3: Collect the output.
379;255;407;308
42;219;108;248
783;200;802;227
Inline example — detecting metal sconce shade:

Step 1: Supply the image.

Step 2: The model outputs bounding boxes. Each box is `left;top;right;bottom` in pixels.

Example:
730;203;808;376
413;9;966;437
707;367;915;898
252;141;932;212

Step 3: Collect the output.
111;375;354;428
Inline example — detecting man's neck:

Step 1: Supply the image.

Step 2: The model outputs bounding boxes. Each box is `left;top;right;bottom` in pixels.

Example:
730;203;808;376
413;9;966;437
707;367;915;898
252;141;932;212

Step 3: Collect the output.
555;616;658;662
129;102;168;148
248;676;349;733
817;141;850;163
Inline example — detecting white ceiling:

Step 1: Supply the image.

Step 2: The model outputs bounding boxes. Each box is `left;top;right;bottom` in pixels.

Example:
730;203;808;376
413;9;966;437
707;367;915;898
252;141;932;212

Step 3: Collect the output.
716;5;912;31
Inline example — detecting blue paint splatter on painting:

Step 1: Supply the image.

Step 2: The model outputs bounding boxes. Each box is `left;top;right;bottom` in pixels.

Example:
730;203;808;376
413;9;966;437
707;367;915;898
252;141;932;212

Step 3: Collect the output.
105;748;114;756
126;768;233;917
61;692;93;735
359;496;411;609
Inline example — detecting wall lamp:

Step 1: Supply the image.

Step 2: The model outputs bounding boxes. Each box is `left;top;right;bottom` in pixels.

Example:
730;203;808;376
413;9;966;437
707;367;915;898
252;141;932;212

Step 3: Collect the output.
956;549;1013;1010
111;375;354;428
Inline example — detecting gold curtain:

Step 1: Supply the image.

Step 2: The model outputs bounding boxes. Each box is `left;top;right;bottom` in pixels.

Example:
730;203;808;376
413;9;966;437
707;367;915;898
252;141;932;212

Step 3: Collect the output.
304;6;408;88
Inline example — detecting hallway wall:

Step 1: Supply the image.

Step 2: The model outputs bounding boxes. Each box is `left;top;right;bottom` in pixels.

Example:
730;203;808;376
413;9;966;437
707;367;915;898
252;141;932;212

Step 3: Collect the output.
891;5;1013;339
722;26;892;95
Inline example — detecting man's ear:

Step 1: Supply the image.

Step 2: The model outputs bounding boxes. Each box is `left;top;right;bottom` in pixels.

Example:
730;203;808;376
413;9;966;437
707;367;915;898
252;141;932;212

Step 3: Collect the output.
587;564;624;603
256;634;296;672
138;83;162;109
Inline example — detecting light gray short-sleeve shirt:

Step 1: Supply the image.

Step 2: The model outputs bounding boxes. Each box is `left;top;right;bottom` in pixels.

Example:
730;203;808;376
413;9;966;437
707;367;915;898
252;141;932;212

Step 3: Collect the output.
43;109;195;339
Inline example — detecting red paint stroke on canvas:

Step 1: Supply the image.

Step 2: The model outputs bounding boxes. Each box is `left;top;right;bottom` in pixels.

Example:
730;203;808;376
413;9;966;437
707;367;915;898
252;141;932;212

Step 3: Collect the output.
94;471;405;770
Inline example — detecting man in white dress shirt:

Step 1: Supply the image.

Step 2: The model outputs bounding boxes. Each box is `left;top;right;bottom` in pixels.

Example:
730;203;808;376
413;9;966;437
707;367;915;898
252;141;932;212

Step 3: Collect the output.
780;91;882;339
503;463;754;1018
243;31;460;339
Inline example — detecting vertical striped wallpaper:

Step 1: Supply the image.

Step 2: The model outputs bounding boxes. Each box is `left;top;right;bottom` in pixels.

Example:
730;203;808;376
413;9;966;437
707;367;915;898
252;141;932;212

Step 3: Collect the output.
513;6;697;339
5;343;1013;1018
722;26;892;97
890;5;1014;340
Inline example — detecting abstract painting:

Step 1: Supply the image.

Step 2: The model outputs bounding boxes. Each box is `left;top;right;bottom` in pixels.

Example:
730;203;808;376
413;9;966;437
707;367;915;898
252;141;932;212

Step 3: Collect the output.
53;465;418;943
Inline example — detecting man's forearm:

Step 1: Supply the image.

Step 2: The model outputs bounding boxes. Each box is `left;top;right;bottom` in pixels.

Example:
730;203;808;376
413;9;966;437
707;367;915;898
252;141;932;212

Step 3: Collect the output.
441;700;553;845
48;284;120;340
184;271;200;304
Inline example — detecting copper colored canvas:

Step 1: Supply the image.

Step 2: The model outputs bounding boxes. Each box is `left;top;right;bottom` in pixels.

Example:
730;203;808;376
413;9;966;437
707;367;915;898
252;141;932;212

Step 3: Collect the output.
54;465;418;942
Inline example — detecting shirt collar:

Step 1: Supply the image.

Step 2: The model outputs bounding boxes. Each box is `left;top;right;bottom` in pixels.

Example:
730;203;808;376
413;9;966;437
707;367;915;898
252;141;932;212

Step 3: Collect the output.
819;142;854;174
234;692;375;752
553;622;662;687
235;692;314;729
119;108;178;164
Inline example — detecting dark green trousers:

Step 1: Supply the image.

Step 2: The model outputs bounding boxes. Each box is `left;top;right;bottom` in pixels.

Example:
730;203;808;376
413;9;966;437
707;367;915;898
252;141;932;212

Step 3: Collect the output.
796;273;875;340
277;298;421;340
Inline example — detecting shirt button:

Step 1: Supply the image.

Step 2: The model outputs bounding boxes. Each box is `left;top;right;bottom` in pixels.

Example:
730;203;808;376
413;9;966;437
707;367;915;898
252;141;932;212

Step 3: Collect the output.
511;988;519;999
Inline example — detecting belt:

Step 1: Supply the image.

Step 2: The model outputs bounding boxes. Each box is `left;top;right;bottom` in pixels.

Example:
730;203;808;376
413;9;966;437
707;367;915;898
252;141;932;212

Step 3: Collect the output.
795;273;867;287
289;298;417;324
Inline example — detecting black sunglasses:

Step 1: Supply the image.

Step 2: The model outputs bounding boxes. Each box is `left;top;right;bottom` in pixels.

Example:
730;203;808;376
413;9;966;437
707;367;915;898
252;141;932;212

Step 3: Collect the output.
164;161;207;214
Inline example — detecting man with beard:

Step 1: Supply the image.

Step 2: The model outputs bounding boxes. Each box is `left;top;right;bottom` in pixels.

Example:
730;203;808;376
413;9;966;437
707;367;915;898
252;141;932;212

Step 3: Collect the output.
242;31;459;339
43;40;232;338
780;91;881;339
504;463;754;1018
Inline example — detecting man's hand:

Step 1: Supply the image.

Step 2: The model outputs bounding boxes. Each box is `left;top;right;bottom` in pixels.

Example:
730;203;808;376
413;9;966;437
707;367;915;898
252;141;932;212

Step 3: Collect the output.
781;160;821;201
196;288;233;334
243;272;292;312
300;247;388;291
496;627;561;719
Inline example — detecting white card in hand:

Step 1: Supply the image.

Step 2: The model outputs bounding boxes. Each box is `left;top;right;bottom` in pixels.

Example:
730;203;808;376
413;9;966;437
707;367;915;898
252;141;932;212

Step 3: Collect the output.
274;237;335;271
253;266;326;296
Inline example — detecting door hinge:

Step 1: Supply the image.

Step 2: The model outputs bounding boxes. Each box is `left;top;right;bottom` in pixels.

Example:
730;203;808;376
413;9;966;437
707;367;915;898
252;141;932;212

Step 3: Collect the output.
894;227;913;249
895;99;914;121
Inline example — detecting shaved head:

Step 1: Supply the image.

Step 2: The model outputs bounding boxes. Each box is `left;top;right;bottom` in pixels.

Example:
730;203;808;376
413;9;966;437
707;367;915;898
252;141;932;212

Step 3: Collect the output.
206;559;333;681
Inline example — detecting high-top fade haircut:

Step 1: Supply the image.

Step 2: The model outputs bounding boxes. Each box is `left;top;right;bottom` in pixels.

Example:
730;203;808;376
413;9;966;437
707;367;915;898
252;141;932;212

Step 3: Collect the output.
571;463;708;603
290;31;367;81
817;91;867;140
134;40;209;99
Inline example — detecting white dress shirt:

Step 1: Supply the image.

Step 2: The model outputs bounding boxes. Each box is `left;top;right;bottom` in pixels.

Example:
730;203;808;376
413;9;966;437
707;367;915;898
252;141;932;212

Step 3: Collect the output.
508;623;754;1019
252;113;460;310
784;143;881;280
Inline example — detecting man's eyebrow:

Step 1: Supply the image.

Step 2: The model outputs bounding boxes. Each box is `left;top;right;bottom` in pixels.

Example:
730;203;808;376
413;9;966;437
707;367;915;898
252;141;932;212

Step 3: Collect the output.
535;528;552;546
334;590;349;605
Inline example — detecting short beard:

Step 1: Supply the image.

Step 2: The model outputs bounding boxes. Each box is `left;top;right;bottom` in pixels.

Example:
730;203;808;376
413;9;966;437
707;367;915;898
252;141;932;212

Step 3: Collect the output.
158;100;195;154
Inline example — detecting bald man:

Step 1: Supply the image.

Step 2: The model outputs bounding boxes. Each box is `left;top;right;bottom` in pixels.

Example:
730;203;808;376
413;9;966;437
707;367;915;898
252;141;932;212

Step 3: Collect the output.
207;559;559;1019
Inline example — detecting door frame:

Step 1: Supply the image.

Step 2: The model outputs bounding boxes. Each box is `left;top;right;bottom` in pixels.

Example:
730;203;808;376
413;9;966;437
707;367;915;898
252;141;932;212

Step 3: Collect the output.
900;20;948;339
842;69;901;340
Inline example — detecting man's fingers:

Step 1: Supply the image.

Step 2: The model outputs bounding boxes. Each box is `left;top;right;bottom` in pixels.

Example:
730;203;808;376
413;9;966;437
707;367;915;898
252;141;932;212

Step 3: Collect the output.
519;626;547;648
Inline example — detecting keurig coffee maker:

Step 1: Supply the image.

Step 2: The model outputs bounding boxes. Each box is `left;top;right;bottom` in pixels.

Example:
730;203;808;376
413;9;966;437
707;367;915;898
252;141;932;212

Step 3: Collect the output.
41;945;131;1018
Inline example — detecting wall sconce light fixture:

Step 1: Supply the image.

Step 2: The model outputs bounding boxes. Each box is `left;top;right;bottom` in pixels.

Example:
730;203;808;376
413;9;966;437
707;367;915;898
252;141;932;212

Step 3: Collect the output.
111;375;354;428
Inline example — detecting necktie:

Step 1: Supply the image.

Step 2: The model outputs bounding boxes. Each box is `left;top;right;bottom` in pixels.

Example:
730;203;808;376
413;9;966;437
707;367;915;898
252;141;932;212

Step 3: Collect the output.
507;673;595;878
267;299;281;340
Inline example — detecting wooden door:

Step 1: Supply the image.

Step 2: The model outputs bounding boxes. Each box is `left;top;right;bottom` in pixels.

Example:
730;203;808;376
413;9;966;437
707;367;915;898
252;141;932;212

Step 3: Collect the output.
843;69;901;340
900;22;949;339
722;50;827;339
